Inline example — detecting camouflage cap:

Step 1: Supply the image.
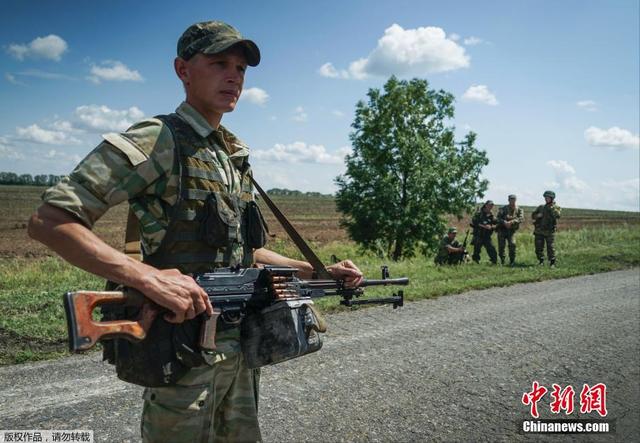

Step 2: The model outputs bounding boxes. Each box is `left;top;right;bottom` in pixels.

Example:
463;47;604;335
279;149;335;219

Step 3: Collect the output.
543;190;556;199
448;227;457;234
177;21;260;66
508;194;517;200
485;200;494;205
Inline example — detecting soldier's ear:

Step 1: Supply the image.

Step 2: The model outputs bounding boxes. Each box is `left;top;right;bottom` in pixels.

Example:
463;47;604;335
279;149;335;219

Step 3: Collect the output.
174;57;190;85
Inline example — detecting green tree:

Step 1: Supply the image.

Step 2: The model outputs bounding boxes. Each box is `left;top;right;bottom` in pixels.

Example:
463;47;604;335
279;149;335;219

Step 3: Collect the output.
335;76;489;261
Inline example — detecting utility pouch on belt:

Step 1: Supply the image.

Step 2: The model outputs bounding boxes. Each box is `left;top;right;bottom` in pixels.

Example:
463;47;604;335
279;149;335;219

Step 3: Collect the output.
241;299;325;369
244;200;269;249
101;284;207;387
202;192;240;248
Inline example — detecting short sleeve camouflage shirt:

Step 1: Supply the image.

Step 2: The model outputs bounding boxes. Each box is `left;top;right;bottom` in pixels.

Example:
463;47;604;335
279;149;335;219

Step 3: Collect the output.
42;102;252;255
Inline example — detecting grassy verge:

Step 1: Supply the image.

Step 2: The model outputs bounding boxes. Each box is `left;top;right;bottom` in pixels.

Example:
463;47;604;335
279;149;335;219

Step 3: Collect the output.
1;226;638;365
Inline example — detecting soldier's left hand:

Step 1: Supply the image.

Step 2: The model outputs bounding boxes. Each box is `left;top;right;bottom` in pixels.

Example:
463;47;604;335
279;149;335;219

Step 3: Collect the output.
327;259;364;287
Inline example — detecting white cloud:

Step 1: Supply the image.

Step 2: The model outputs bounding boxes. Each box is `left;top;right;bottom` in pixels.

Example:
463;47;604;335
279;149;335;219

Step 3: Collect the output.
252;141;348;164
449;33;461;42
319;24;469;80
292;106;308;122
0;137;25;160
74;105;144;132
600;178;640;211
88;61;143;84
7;35;68;61
15;124;80;145
576;100;597;112
462;85;499;106
5;73;25;85
332;110;345;118
463;36;483;46
15;69;76;81
547;160;587;192
239;87;269;105
584;126;639;150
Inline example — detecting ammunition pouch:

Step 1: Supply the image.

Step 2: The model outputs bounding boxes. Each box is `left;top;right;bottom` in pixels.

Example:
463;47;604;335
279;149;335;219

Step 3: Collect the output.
101;283;208;387
241;299;325;369
244;200;269;249
201;192;241;249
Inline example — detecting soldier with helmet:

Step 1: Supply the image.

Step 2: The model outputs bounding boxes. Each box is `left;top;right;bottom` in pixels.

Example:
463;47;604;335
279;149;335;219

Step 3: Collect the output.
434;227;466;265
496;194;525;266
532;190;562;267
470;200;498;264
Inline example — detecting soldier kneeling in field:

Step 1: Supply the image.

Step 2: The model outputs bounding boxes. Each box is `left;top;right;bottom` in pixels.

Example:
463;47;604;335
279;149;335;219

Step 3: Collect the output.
434;227;466;265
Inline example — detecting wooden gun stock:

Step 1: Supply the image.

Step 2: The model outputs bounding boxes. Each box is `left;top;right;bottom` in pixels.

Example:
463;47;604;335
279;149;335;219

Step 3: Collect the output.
63;290;158;352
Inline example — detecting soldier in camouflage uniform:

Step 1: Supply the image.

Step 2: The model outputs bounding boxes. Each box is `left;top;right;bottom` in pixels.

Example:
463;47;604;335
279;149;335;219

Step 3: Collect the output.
434;227;466;265
28;21;363;443
471;200;498;264
496;194;525;266
532;190;562;267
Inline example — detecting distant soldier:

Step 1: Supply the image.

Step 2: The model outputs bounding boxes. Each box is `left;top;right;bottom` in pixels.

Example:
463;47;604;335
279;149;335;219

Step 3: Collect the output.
434;227;466;265
471;200;498;264
532;190;562;267
496;194;525;266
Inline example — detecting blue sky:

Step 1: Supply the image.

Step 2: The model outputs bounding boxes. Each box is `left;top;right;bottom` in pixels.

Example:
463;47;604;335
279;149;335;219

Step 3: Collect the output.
1;0;638;210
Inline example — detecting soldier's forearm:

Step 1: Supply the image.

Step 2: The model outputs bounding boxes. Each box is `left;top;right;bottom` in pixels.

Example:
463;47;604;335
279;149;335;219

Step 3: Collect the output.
254;247;314;279
27;203;156;290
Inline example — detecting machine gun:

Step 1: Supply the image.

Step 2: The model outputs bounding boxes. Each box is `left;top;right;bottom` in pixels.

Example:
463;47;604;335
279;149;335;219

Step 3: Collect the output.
63;265;407;354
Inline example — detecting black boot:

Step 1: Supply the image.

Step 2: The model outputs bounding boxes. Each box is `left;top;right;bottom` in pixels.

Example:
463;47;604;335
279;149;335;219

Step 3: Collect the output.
550;259;556;268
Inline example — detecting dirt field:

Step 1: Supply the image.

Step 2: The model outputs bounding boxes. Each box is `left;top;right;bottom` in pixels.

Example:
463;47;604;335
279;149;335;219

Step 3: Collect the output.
1;185;638;259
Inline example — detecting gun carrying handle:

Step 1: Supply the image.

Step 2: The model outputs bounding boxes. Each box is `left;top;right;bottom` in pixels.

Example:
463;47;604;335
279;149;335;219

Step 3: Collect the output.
64;290;157;352
199;307;222;352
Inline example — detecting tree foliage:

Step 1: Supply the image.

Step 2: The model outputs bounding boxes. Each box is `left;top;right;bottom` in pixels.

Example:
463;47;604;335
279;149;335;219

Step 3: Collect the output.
335;76;489;260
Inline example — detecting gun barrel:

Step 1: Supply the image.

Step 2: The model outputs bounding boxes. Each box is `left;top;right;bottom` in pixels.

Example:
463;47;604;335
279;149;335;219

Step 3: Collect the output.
360;277;409;287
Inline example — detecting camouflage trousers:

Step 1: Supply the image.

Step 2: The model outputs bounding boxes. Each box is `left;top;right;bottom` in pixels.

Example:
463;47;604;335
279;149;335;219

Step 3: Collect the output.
534;233;556;263
472;236;497;264
141;329;261;443
435;251;465;265
497;230;517;263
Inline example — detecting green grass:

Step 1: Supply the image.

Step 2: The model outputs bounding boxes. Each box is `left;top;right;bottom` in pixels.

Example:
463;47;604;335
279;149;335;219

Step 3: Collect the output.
0;226;638;365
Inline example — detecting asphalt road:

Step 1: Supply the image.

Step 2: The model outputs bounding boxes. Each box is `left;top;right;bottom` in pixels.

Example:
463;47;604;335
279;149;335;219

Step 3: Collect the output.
1;269;638;442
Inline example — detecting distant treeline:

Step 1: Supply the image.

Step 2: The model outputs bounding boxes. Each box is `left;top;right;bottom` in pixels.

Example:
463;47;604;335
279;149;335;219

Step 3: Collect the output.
265;188;332;197
0;172;65;186
0;173;332;197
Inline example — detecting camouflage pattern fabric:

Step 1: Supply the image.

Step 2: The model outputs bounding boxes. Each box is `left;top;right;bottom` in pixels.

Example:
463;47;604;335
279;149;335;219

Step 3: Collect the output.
531;203;561;236
141;330;261;443
472;237;497;264
42;102;252;257
496;205;524;232
177;21;260;66
535;233;556;263
434;235;462;265
497;230;517;264
41;102;262;441
496;205;524;264
471;208;497;264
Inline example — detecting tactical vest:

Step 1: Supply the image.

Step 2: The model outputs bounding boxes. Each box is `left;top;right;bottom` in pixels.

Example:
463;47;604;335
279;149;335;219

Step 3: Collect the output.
144;113;255;273
103;113;268;387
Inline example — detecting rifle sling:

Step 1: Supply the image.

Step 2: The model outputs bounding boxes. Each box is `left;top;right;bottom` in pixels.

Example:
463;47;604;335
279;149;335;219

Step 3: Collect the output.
250;177;332;279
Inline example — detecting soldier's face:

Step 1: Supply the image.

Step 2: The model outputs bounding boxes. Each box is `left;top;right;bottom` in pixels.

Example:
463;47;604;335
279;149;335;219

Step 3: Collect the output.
178;47;247;119
509;198;516;207
545;196;553;204
448;232;457;240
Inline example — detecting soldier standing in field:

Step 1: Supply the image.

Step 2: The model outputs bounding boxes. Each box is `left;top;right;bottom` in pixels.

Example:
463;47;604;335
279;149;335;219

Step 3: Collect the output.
532;190;562;267
434;227;466;265
470;200;498;264
27;21;363;442
496;194;524;266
